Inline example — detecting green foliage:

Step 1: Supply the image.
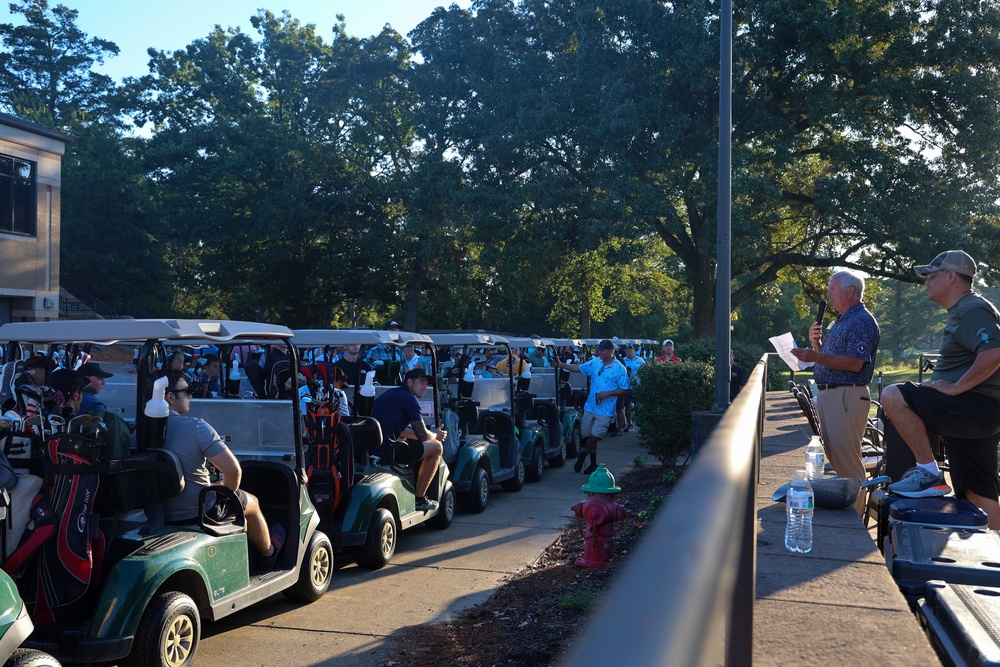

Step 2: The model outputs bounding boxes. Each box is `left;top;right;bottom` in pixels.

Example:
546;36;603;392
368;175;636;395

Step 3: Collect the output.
675;338;785;391
632;456;646;469
555;589;602;611
637;494;666;520
633;361;715;466
662;470;678;485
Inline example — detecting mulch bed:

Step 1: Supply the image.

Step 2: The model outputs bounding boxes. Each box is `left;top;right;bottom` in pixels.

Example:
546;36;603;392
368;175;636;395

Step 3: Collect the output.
388;464;676;667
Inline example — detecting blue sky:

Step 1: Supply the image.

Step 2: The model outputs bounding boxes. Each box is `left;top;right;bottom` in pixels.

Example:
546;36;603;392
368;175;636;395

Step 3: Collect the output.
34;1;473;81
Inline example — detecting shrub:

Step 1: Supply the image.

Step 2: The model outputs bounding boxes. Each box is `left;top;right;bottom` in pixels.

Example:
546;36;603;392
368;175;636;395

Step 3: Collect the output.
676;338;785;391
634;360;714;467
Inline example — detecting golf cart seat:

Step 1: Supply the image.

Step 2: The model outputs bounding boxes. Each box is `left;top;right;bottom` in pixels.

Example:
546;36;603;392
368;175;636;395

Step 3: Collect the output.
473;411;516;468
99;449;185;525
514;392;535;428
533;400;558;426
348;416;384;468
454;400;479;435
374;361;402;386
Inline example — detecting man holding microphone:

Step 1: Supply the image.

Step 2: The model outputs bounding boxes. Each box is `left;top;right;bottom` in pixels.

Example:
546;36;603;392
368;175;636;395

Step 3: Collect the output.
791;270;881;517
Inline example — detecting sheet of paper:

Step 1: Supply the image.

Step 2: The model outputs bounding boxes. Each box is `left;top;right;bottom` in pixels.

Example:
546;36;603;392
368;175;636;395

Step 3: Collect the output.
769;332;814;372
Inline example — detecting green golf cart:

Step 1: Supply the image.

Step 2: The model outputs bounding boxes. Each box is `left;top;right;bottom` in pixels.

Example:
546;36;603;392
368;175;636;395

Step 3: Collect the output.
0;319;332;667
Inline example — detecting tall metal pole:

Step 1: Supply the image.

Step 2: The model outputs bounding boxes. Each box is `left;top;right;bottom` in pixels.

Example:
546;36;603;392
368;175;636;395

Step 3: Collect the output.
713;0;733;413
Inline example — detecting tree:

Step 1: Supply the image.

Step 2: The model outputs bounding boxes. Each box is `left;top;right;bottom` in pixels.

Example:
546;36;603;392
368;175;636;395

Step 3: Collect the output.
409;0;1000;337
0;0;119;126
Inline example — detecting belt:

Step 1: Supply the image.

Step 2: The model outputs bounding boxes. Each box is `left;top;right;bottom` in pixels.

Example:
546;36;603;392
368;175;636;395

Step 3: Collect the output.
816;383;867;391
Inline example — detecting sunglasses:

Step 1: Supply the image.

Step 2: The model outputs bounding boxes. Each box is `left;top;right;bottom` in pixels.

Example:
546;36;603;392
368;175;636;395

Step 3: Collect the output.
168;387;192;397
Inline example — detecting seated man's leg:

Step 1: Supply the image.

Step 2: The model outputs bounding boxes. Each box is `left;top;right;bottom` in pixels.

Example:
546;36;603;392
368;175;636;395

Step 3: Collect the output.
414;439;444;499
943;434;1000;529
240;490;275;557
881;383;936;464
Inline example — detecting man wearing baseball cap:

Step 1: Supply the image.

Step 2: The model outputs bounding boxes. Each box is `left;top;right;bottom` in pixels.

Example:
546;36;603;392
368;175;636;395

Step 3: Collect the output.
371;367;448;511
881;250;1000;527
656;339;681;363
555;339;630;474
79;361;114;413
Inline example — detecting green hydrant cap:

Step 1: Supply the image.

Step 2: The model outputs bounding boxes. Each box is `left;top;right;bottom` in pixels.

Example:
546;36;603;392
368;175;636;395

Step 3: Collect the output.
581;464;621;494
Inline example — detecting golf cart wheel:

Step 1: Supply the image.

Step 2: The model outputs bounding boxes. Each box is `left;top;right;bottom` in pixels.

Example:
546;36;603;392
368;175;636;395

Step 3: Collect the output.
427;481;456;529
355;508;397;569
548;437;567;468
459;466;490;513
526;445;544;483
566;425;581;458
501;458;525;492
4;649;60;667
284;531;334;603
124;591;200;667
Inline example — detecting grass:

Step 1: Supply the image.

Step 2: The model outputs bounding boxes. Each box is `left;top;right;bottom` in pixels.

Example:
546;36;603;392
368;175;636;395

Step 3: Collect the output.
785;364;923;395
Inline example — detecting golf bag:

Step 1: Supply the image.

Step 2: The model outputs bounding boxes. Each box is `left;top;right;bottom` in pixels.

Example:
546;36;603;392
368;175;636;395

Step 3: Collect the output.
0;361;22;414
4;433;104;624
304;399;353;521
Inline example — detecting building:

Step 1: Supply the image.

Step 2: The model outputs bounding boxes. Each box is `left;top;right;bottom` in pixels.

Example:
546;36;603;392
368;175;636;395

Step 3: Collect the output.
0;113;69;323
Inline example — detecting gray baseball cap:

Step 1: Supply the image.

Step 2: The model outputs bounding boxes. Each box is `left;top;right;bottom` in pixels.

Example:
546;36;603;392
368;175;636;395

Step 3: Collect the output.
914;250;977;277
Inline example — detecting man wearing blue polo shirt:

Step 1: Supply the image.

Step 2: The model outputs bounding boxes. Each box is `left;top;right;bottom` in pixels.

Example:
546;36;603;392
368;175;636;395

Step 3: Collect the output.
556;339;630;474
792;269;880;517
371;368;447;511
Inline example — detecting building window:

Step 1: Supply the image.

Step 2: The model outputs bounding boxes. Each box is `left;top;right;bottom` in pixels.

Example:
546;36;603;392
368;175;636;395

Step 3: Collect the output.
0;154;36;236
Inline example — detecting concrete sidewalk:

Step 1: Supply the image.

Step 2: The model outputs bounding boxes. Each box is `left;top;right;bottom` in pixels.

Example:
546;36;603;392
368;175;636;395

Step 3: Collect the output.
755;392;940;665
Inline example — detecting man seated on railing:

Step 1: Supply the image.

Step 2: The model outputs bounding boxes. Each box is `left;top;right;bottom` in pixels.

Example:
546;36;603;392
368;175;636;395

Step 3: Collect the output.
881;251;1000;528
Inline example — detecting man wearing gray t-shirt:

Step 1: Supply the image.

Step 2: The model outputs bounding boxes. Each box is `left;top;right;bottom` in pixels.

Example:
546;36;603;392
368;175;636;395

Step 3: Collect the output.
160;370;285;567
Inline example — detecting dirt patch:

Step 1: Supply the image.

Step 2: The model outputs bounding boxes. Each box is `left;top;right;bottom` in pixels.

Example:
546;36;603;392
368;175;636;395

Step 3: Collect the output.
389;464;676;667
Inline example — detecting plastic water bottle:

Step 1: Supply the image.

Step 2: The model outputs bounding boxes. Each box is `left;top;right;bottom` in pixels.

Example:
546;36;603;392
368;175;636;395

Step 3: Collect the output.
785;470;814;553
805;439;825;480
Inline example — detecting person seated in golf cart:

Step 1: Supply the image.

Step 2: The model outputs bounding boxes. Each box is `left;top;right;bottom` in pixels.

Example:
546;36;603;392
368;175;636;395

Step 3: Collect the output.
370;368;448;512
158;370;285;567
495;347;528;377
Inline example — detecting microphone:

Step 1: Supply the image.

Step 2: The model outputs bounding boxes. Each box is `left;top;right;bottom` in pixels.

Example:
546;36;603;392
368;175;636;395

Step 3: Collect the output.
816;299;827;325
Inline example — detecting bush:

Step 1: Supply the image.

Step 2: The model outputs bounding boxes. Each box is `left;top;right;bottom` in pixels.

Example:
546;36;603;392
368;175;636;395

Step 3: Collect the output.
633;360;714;466
675;338;785;391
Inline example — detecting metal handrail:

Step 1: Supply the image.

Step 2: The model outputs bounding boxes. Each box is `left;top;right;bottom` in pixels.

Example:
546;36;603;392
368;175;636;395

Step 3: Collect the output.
562;354;768;667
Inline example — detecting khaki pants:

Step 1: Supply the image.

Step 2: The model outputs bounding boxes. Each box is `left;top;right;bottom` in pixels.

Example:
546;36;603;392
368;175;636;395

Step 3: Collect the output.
816;385;870;515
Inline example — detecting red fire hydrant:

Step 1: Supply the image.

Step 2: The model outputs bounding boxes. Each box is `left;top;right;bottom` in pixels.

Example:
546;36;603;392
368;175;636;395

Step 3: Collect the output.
572;464;627;569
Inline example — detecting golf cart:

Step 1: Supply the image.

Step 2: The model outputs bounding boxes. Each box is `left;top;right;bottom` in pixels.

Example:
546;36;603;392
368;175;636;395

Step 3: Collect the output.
426;332;525;513
549;338;591;416
0;319;332;667
502;337;570;481
291;330;455;568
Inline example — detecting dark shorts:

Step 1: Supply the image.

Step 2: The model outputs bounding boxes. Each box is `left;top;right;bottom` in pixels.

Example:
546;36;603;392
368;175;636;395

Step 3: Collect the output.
167;487;249;526
376;440;425;465
898;381;1000;501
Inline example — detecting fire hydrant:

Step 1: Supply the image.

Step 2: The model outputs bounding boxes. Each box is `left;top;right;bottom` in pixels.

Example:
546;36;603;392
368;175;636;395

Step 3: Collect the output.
572;464;627;569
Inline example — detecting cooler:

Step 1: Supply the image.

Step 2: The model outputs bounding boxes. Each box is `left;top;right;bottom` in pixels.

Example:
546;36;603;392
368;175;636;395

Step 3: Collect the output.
872;490;989;553
918;581;1000;667
886;524;999;600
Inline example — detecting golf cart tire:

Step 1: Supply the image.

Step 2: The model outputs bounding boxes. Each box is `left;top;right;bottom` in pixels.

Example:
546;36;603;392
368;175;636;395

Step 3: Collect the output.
567;425;581;458
500;458;525;492
284;531;334;603
548;438;567;467
427;481;456;530
459;466;490;513
355;508;397;569
124;591;200;667
526;444;544;483
4;649;60;667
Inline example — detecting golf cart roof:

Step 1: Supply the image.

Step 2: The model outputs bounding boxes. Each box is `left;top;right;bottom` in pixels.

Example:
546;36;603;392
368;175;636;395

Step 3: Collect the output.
505;336;550;349
291;329;433;347
0;319;293;345
548;338;587;348
424;332;510;346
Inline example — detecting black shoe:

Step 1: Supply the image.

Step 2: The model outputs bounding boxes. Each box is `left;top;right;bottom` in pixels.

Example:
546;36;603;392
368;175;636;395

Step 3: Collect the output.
574;456;586;473
415;497;439;512
260;524;286;570
583;464;599;475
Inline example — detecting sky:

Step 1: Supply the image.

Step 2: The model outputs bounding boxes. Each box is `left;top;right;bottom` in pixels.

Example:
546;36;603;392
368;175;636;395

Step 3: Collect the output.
14;1;473;82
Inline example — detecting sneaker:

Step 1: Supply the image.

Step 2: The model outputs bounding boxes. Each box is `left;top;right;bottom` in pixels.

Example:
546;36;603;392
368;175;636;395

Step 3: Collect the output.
415;497;439;512
888;467;951;498
583;463;599;475
260;524;286;569
574;456;586;473
625;424;635;433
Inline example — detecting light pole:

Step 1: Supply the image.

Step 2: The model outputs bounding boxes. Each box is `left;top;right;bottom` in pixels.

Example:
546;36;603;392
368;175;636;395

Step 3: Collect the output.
713;0;733;412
